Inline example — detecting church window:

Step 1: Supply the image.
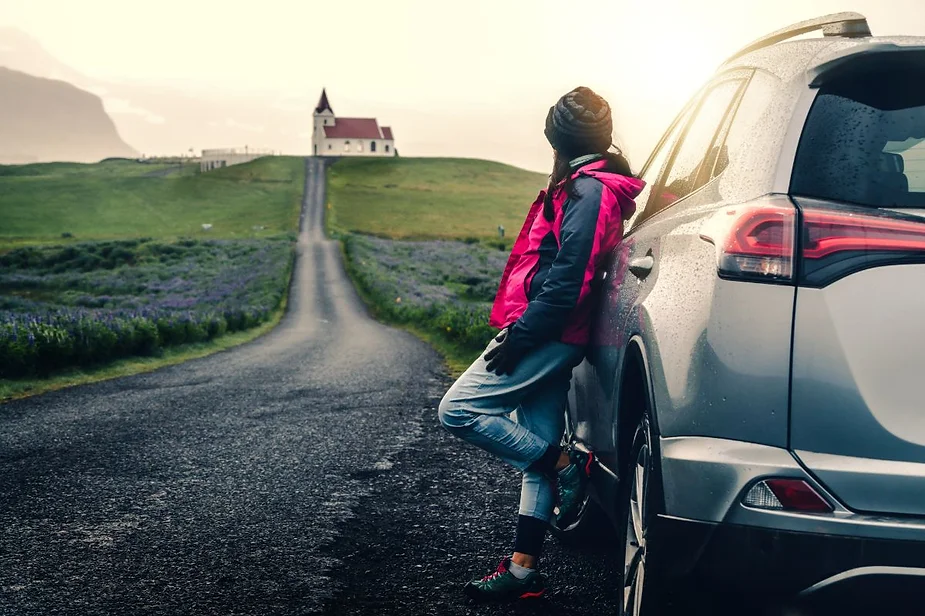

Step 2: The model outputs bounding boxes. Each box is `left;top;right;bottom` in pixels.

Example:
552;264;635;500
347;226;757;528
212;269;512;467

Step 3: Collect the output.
385;144;390;153
344;141;351;152
328;144;332;150
371;141;377;152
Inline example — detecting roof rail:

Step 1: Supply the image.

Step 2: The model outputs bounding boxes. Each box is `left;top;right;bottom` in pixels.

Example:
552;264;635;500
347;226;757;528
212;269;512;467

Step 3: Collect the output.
722;12;871;65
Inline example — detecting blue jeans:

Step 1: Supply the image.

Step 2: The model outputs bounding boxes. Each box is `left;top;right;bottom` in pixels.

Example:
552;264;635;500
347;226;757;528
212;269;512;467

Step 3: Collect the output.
438;337;585;522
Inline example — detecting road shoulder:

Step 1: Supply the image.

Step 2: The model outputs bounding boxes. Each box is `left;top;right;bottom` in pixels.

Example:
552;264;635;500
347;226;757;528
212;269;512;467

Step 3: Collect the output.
320;375;621;616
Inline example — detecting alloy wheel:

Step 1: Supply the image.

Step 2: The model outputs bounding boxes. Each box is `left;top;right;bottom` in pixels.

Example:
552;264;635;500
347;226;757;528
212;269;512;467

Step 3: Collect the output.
623;436;649;615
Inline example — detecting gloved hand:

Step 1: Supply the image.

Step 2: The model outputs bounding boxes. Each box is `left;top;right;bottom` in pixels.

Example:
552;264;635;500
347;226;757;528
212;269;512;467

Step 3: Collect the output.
484;328;525;376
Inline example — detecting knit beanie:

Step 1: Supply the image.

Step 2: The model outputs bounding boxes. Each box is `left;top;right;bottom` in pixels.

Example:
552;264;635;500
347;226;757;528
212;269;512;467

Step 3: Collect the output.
544;86;613;158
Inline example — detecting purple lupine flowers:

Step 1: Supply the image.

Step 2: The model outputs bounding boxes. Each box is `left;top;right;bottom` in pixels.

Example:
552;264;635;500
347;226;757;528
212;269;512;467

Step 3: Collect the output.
1;239;293;378
343;235;505;351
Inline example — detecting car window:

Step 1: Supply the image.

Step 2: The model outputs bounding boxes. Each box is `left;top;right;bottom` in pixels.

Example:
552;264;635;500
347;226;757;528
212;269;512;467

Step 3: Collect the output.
792;69;925;208
710;70;778;180
625;106;694;232
649;79;744;215
890;139;925;191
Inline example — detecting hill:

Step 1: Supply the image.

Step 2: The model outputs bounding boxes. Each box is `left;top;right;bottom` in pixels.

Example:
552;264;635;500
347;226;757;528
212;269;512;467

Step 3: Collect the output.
326;158;546;241
0;157;305;247
0;67;136;164
0;27;86;85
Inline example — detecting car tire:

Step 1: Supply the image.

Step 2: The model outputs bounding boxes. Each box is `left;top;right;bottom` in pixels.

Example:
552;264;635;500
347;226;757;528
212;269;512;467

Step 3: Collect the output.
616;414;670;616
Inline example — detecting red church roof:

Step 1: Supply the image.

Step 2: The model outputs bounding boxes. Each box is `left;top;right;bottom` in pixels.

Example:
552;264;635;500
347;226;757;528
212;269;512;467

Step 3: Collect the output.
381;126;394;140
323;118;385;140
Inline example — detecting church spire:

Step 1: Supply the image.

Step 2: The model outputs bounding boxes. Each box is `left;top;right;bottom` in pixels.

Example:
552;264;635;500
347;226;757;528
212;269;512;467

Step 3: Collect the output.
315;88;333;114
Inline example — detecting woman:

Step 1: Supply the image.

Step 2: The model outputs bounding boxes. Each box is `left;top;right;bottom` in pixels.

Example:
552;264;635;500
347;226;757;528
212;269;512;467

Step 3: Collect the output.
438;86;645;603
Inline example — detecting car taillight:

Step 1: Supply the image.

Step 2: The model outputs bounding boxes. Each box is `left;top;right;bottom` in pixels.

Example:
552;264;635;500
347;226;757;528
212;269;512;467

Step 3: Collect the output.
802;208;925;259
798;203;925;286
742;478;833;513
700;196;797;283
701;197;925;286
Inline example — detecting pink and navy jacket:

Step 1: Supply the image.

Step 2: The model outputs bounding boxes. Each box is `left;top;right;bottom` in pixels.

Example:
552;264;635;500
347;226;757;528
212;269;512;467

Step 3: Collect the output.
490;159;645;348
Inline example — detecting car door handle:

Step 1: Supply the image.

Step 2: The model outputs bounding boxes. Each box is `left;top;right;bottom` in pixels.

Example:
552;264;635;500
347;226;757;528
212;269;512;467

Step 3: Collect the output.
629;255;654;280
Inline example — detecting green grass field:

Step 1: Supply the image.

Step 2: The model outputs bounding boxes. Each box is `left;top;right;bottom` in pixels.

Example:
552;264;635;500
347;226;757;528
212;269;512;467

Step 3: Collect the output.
0;157;305;248
0;156;305;399
326;158;547;374
326;157;545;242
0;155;532;389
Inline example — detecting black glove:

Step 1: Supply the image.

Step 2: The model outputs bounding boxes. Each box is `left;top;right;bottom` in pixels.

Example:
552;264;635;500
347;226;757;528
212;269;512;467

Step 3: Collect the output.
484;328;525;376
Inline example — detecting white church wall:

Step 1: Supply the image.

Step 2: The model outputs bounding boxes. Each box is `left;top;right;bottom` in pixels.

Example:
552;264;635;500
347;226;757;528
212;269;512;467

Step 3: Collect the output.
365;139;396;156
317;138;396;157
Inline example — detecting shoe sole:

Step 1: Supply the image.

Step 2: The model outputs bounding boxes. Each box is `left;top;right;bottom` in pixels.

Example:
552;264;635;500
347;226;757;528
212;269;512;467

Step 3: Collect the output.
519;590;546;599
464;586;547;604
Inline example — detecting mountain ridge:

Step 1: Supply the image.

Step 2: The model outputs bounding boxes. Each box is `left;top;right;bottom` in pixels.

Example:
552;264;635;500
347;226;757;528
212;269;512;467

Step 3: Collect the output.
0;66;136;164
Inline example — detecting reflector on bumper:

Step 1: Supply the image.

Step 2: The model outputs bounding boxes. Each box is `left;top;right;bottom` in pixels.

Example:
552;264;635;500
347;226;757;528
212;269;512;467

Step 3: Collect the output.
743;481;784;510
743;479;833;513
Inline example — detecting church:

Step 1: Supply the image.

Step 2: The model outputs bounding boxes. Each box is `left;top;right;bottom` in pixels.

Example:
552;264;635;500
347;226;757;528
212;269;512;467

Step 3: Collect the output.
312;89;396;157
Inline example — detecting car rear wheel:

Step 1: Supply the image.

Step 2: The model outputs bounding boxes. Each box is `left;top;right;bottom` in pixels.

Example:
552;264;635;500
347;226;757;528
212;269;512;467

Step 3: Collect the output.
617;415;666;616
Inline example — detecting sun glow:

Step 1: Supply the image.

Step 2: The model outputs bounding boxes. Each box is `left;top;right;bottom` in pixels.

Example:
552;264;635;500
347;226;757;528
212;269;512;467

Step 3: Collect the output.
4;0;925;171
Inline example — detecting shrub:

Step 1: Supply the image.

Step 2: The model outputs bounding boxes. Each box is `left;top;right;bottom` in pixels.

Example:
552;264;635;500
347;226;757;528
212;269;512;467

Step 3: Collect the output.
342;234;504;353
0;238;294;379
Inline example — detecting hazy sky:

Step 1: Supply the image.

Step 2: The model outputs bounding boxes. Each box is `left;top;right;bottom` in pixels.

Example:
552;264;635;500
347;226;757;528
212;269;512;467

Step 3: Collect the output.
4;0;925;169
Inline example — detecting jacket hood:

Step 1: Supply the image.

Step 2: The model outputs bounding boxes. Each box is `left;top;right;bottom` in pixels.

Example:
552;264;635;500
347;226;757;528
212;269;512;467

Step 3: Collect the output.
571;159;645;196
570;159;646;218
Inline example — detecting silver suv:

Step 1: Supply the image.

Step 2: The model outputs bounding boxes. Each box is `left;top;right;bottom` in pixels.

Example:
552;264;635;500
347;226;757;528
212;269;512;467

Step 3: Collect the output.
563;12;925;614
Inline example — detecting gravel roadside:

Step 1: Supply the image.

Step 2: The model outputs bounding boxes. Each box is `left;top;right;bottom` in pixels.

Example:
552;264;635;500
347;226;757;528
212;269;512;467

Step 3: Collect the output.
320;375;622;616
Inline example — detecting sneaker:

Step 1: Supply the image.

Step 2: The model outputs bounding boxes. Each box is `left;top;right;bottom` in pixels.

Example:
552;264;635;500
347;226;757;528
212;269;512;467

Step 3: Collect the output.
554;448;594;529
463;557;547;603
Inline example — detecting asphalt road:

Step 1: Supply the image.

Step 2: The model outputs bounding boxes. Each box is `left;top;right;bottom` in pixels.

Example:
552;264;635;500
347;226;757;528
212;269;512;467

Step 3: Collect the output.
0;158;449;615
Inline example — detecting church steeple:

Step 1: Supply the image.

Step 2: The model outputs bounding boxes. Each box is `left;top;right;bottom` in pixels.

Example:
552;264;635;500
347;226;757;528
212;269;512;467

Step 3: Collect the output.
315;88;333;115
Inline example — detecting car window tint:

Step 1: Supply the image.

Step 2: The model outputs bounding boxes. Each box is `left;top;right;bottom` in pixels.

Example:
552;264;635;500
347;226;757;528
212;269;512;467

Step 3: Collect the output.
651;80;743;213
890;139;925;191
625;107;692;232
711;71;778;180
792;69;925;208
699;97;737;185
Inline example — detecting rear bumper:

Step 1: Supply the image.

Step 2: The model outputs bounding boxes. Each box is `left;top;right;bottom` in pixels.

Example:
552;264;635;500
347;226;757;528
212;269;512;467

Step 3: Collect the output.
652;515;925;600
659;436;925;542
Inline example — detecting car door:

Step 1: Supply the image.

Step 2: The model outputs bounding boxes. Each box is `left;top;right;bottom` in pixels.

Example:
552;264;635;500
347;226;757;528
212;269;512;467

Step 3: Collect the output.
569;72;750;464
567;99;694;456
